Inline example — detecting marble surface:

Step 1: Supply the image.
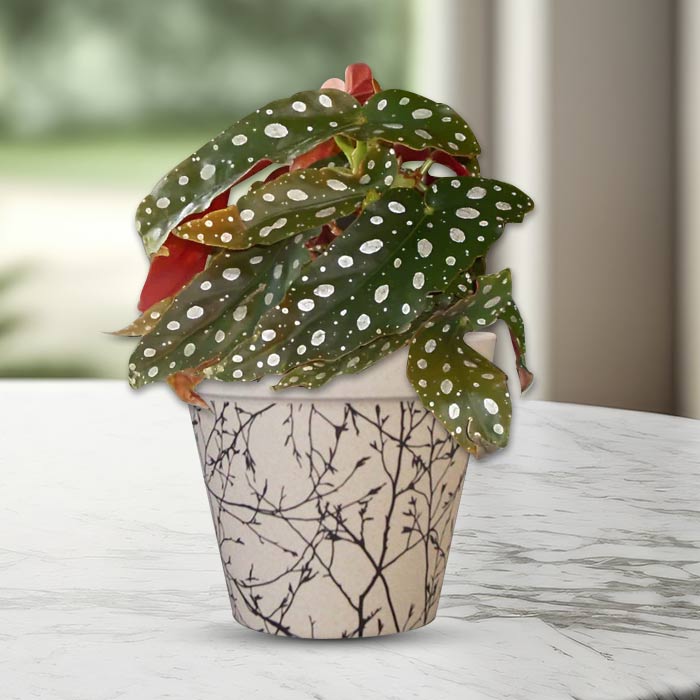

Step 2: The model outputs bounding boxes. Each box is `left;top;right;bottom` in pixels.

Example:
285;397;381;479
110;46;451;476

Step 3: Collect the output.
1;380;699;700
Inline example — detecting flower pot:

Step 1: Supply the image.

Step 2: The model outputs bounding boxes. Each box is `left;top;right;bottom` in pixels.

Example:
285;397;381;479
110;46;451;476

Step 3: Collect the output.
190;332;496;639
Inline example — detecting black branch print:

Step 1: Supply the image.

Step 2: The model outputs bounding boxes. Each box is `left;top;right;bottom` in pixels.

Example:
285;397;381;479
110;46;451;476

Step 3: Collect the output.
191;397;469;638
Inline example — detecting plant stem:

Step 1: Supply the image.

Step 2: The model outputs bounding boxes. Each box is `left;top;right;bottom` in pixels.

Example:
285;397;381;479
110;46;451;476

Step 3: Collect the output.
334;135;356;167
350;141;368;174
418;158;434;178
391;172;416;189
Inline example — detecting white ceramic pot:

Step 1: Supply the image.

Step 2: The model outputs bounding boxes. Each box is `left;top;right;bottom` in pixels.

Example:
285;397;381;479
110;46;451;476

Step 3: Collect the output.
190;332;496;639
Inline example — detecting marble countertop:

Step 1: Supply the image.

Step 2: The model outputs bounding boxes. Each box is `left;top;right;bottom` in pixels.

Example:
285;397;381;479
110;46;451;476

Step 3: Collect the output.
1;380;699;700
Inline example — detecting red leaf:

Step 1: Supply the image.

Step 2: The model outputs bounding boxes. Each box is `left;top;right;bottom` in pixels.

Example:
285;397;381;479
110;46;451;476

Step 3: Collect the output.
393;144;431;162
138;235;210;312
291;140;340;172
320;77;345;91
305;224;338;257
344;63;379;104
321;63;380;105
431;150;471;176
232;159;272;187
137;189;231;312
263;165;290;182
178;188;230;226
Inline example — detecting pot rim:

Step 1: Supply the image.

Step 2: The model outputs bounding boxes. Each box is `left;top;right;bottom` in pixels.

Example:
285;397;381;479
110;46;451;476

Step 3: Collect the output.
196;331;496;402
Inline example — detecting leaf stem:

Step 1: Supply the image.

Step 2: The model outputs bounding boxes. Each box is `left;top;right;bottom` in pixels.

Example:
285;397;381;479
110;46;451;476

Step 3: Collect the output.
350;141;368;174
334;135;356;167
391;172;417;189
418;158;434;178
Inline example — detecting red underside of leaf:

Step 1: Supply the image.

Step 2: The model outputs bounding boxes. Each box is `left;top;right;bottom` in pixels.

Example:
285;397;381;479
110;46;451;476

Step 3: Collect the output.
394;145;471;177
393;144;431;162
291;140;340;172
305;223;338;257
344;62;379;104
138;159;293;312
509;329;535;393
138;236;210;312
137;189;230;312
233;159;273;186
431;150;471;176
320;63;380;105
264;165;290;182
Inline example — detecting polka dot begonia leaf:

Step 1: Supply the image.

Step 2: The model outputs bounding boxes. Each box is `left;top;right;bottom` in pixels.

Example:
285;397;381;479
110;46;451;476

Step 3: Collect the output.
358;89;481;158
407;326;511;455
407;268;533;454
173;144;398;250
218;176;533;382
136;89;363;256
272;322;424;391
471;269;533;392
124;72;537;459
135;89;483;256
112;296;174;337
128;233;313;388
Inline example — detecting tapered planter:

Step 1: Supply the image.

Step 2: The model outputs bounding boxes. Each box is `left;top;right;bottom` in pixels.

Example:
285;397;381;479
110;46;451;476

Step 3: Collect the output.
190;333;496;639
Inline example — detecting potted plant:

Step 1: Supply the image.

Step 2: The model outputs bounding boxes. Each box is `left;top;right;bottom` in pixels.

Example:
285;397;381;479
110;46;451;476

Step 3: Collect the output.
118;64;534;639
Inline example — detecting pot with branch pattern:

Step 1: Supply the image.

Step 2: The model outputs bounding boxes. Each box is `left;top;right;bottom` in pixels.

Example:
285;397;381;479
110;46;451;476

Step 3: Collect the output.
189;332;496;639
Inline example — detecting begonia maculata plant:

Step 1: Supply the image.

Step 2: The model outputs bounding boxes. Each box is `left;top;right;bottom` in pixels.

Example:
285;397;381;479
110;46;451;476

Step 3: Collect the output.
119;63;534;455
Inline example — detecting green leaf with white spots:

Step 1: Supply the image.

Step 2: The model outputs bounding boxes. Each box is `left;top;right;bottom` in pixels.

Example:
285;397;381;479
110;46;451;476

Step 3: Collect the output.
433;268;533;392
406;268;533;455
358;90;481;158
272;327;414;391
463;156;480;177
217;176;532;381
135;89;483;256
408;328;511;456
128;233;313;388
172;144;398;250
441;268;477;301
271;267;482;392
136;89;363;255
112;297;173;337
463;269;533;392
123;73;539;460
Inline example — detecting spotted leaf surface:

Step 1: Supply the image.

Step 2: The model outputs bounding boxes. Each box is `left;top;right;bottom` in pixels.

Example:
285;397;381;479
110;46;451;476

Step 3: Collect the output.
112;297;173;337
407;324;511;455
406;268;533;454
441;268;477;302
173;145;397;250
136;89;362;255
358;89;480;158
129;234;312;388
437;268;532;392
220;176;532;380
465;269;533;392
273;330;413;391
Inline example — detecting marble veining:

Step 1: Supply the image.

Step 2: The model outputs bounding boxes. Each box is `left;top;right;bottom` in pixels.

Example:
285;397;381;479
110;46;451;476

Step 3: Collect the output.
0;381;698;699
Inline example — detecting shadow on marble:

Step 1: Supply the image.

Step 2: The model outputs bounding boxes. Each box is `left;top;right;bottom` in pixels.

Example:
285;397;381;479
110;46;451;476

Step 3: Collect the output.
193;616;451;646
616;685;700;700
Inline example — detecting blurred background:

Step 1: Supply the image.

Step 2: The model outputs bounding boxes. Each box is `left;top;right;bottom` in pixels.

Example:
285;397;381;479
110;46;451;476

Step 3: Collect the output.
1;0;698;418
